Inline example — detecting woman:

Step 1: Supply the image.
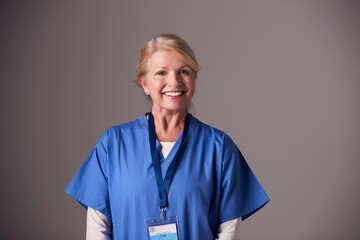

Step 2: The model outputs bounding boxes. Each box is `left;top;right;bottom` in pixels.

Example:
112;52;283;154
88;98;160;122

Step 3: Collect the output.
65;33;269;240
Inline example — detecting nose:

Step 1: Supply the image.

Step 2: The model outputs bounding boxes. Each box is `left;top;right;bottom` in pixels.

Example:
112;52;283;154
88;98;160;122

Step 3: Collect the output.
167;71;181;85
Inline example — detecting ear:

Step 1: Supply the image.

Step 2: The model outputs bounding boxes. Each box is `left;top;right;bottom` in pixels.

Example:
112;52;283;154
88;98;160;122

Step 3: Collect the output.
138;76;149;95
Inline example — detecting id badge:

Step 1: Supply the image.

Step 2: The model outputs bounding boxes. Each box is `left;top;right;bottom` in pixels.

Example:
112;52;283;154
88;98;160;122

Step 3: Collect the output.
145;216;180;240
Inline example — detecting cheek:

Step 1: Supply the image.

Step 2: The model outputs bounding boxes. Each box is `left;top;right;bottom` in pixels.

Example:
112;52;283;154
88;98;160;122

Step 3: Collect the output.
188;78;196;91
186;81;196;100
147;79;164;93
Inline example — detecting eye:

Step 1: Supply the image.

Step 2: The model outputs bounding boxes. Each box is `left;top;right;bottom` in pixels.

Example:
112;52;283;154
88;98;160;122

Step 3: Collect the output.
156;71;166;76
179;69;189;75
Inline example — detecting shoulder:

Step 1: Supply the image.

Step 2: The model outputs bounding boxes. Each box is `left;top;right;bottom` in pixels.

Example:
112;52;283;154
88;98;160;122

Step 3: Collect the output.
99;115;147;143
191;116;226;137
191;116;238;151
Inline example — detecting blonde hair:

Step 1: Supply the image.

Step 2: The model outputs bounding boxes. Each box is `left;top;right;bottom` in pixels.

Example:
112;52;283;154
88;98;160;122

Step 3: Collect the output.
136;33;200;85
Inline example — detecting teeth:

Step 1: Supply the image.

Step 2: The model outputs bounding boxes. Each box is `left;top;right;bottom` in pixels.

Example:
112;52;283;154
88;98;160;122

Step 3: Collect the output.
164;91;183;96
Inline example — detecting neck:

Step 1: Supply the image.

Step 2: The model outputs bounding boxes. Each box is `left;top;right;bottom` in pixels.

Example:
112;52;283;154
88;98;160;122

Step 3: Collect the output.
150;107;187;142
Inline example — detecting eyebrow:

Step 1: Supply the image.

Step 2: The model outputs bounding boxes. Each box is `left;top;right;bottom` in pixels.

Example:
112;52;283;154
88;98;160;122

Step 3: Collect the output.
155;65;189;69
179;65;190;69
154;66;168;70
153;65;190;71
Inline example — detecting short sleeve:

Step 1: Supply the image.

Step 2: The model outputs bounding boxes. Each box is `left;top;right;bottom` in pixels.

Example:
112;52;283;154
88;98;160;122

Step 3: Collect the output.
219;135;269;223
65;132;112;220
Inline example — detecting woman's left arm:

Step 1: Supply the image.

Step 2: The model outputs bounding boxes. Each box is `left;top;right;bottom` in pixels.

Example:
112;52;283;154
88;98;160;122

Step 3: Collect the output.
216;217;241;240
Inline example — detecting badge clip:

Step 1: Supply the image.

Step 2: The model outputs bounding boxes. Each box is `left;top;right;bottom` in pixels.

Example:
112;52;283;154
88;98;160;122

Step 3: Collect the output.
159;207;167;219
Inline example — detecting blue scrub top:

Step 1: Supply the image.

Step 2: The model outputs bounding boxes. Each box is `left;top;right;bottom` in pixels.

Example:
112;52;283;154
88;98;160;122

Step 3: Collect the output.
65;115;269;239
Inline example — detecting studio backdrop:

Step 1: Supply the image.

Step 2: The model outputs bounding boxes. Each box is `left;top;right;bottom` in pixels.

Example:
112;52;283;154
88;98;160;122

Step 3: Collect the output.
0;1;359;239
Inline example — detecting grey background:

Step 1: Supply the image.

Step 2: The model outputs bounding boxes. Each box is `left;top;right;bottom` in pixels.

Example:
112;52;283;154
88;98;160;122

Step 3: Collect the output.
1;0;359;239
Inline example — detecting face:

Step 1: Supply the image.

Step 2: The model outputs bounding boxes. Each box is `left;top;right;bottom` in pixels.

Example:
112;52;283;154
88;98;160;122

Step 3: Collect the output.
140;49;196;114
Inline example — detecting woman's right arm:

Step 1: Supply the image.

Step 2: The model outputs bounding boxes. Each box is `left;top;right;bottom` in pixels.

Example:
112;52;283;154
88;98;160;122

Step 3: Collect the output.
86;207;111;240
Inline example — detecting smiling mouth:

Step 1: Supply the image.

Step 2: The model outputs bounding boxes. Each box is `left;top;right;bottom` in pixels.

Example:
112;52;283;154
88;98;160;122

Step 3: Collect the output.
163;91;184;96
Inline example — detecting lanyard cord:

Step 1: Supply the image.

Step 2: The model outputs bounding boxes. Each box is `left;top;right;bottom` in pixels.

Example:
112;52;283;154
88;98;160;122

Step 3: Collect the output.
148;112;191;214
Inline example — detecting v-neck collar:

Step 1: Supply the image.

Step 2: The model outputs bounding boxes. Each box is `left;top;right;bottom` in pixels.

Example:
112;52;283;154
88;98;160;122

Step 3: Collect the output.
142;113;195;178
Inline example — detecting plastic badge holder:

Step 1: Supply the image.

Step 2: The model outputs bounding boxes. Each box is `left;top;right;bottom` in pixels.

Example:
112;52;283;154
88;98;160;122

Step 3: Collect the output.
145;216;181;240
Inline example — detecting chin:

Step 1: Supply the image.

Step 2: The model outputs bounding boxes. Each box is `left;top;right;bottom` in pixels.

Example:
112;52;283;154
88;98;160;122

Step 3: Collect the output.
162;105;188;113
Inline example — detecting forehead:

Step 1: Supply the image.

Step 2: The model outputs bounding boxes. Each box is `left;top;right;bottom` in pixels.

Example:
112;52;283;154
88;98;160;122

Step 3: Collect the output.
147;49;187;69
